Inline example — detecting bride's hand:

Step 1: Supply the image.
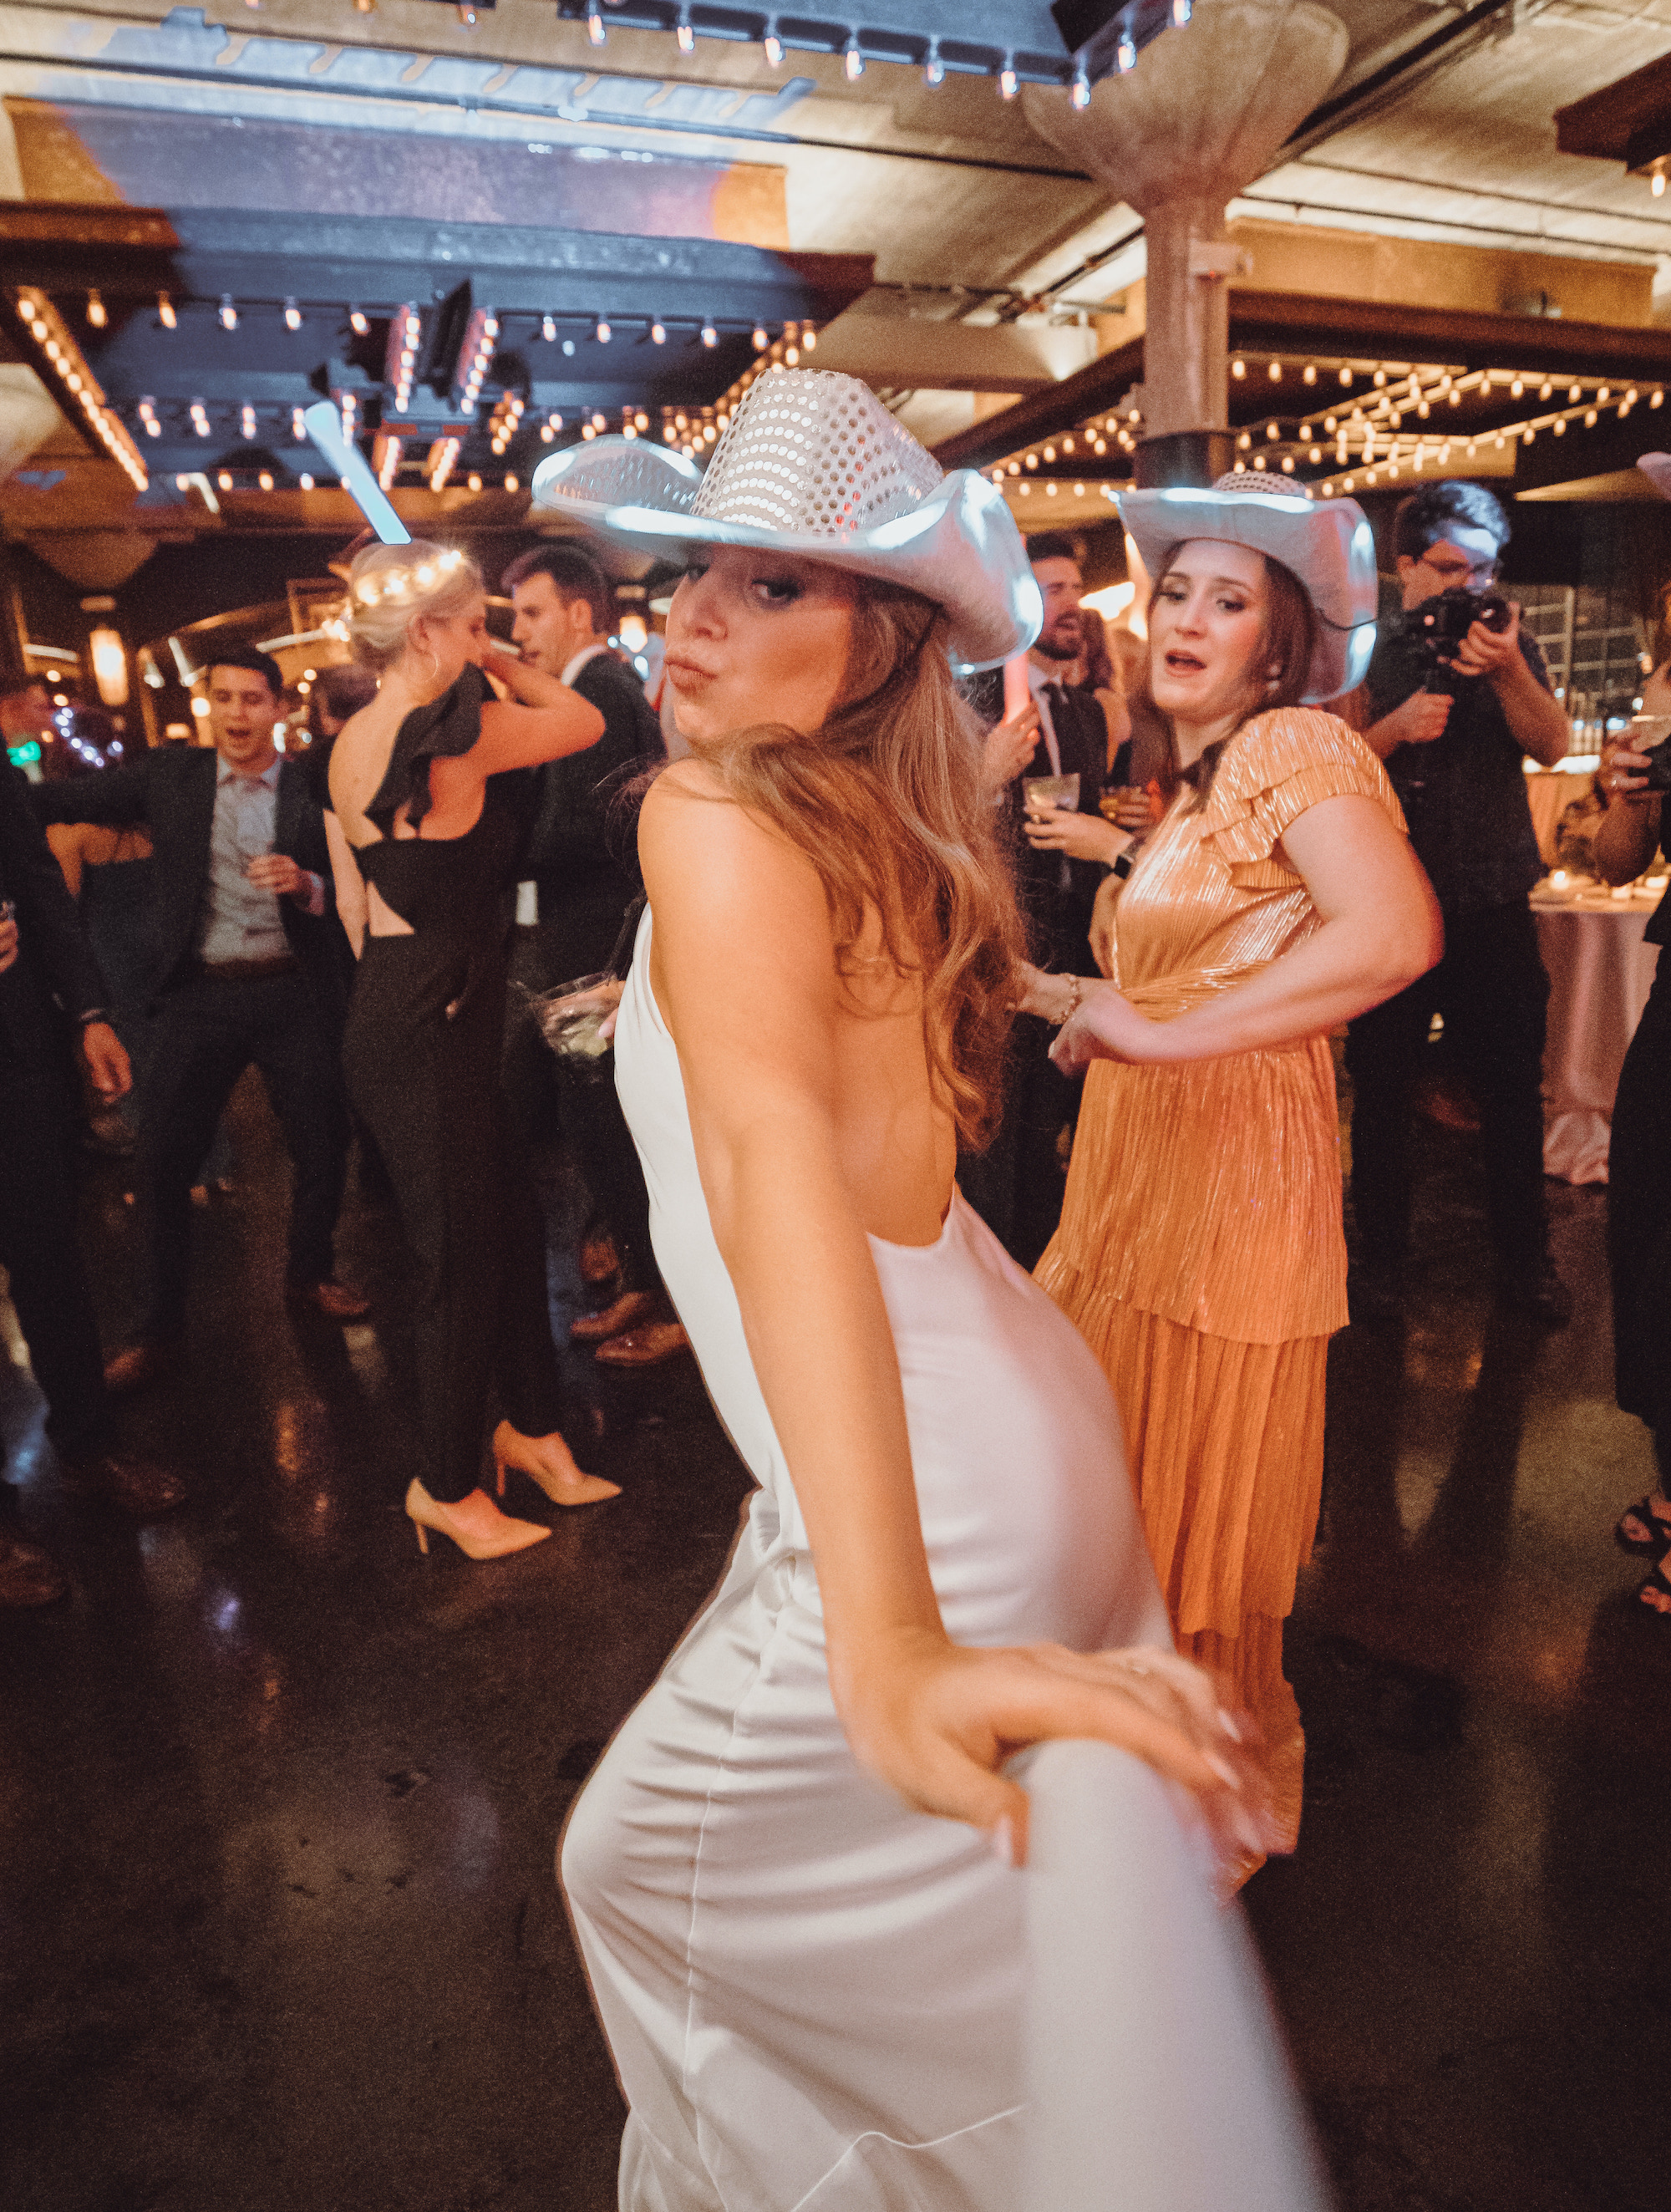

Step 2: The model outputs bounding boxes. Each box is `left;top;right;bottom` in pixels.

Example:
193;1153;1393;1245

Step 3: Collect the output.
835;1630;1278;1869
1049;986;1158;1075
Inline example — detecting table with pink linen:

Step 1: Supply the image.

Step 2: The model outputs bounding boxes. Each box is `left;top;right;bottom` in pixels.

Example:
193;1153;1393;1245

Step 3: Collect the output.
1531;879;1663;1183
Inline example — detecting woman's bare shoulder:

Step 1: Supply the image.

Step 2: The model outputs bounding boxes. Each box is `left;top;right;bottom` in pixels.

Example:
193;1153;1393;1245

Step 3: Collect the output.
640;760;828;947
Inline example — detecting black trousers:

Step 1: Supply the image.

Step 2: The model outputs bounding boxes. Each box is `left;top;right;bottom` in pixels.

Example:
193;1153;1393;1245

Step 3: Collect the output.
0;1056;109;1459
135;967;349;1338
348;938;571;1503
960;1013;1082;1274
504;918;658;1301
1608;965;1671;1482
1345;900;1551;1276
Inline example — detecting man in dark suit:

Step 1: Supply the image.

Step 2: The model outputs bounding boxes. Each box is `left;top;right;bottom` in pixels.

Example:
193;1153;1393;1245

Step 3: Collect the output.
500;544;683;1365
33;647;363;1392
962;532;1122;1270
0;751;185;1604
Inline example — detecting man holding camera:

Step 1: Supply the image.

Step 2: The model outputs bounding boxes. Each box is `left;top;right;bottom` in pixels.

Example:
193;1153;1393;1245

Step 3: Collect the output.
1346;481;1572;1325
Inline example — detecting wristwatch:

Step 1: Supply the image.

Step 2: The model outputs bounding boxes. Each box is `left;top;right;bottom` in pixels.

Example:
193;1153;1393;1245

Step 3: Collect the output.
1111;849;1135;881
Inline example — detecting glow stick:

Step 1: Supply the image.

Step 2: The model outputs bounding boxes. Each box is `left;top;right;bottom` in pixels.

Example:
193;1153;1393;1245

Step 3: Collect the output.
302;401;410;544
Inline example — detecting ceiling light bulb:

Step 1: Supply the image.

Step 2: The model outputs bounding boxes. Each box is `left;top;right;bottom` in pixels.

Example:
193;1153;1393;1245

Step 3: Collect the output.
1070;68;1090;109
1268;361;1282;381
1173;0;1192;20
284;299;302;332
923;39;944;86
596;318;612;343
1117;35;1136;70
753;324;769;351
219;296;237;330
999;57;1018;99
763;23;784;67
86;291;106;328
702;321;718;348
652;320;666;344
587;10;604;44
259;471;273;491
844;35;864;79
159;293;178;330
677;8;695;55
349;307;368;335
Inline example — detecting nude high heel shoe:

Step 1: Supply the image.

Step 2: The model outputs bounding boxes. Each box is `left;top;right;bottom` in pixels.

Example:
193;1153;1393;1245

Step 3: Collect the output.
492;1421;621;1508
405;1478;553;1560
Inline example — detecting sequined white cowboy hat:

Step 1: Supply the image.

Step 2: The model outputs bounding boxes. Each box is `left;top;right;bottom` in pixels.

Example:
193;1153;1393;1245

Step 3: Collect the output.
530;369;1041;673
1117;470;1379;702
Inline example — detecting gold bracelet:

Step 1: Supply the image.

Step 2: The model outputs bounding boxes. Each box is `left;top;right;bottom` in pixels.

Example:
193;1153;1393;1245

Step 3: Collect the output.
1049;974;1081;1027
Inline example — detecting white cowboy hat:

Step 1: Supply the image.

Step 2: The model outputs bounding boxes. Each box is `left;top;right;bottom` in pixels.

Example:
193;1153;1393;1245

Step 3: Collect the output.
1117;470;1379;702
529;369;1041;673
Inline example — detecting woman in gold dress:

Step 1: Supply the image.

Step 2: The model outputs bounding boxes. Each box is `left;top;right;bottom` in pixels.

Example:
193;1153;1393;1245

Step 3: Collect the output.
1028;474;1442;1866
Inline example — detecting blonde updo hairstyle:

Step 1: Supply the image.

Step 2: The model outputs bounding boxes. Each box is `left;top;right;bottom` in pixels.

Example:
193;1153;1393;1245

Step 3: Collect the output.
343;541;484;672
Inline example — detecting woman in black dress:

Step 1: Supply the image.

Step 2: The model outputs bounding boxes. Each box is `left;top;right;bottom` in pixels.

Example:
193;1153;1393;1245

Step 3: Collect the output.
325;542;619;1560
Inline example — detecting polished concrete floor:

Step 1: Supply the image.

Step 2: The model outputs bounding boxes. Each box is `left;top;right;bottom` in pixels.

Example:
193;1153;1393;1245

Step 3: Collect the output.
2;1074;1666;2212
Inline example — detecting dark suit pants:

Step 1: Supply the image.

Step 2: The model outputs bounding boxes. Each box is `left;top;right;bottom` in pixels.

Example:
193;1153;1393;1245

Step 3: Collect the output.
960;1012;1082;1274
1345;901;1551;1278
135;968;349;1338
0;1059;109;1458
505;919;658;1300
1608;968;1671;1482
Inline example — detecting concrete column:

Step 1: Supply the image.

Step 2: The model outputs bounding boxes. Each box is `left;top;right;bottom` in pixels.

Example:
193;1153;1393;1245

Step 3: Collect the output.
1024;0;1348;475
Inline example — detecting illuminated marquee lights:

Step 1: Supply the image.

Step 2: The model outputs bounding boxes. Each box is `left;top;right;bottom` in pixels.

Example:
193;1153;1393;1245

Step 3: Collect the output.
13;289;147;491
455;307;499;415
386;303;423;415
428;435;462;493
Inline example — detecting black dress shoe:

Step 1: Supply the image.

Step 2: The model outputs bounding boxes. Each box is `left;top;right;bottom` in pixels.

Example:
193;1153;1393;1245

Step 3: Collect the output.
1495;1259;1572;1329
102;1340;184;1396
0;1530;69;1607
59;1451;188;1518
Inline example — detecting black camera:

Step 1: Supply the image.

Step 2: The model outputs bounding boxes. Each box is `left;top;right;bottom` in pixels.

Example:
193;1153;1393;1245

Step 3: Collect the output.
1412;586;1513;657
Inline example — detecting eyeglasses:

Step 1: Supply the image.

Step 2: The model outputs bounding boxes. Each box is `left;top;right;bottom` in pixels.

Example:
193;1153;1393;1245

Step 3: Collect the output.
1420;547;1500;587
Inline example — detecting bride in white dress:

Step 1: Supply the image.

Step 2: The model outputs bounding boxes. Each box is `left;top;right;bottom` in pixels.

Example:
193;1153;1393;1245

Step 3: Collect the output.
535;374;1323;2212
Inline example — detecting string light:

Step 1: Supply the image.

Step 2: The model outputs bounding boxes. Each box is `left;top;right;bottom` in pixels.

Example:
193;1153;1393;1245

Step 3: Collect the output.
259;470;274;491
923;38;944;86
378;436;402;490
844;34;864;79
219;295;238;331
299;472;314;490
349;306;368;336
284;298;302;332
1117;35;1136;70
428;435;461;492
999;54;1018;99
190;399;211;437
763;21;784;67
1232;358;1246;379
651;319;666;343
1173;0;1192;19
677;6;695;56
702;320;718;347
292;407;307;440
86;290;106;329
158;292;176;330
587;9;604;43
241;404;257;439
541;412;564;441
1070;68;1090;109
456;307;498;413
595;318;612;343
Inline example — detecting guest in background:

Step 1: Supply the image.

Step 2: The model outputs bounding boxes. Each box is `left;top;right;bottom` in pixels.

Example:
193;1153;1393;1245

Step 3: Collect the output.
0;747;185;1607
1595;486;1671;1611
2;673;55;782
301;664;380;811
326;542;617;1559
501;543;683;1368
32;647;365;1394
960;531;1149;1270
1346;480;1572;1325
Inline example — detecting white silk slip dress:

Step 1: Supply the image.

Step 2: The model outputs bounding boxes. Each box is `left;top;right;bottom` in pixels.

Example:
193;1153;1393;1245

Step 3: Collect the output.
561;912;1331;2212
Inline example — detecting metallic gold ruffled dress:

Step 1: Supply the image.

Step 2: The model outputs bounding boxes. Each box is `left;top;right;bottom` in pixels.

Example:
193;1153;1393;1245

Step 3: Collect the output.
1037;708;1405;1864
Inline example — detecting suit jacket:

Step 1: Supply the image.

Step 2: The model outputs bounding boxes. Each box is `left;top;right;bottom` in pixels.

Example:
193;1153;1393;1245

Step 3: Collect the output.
523;650;664;973
31;749;349;1022
0;758;109;1081
1000;679;1115;970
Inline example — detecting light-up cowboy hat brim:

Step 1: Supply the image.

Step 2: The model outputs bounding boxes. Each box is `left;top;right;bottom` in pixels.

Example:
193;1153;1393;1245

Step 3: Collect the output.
530;369;1042;674
1118;471;1380;702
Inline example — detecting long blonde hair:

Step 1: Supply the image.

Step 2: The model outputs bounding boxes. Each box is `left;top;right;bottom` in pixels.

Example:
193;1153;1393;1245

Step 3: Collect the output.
694;578;1023;1148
